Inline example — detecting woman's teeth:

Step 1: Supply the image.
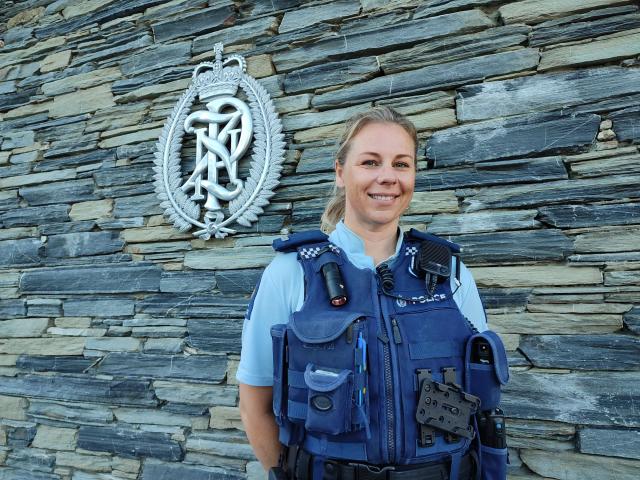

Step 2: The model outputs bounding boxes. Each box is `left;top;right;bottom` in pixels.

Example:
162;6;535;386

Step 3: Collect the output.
369;194;396;200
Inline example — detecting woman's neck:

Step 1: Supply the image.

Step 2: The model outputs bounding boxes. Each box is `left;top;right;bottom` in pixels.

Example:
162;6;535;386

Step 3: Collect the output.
343;218;399;265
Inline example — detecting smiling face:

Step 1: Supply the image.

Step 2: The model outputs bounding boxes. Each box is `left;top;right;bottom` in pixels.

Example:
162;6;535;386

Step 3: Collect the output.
336;121;416;233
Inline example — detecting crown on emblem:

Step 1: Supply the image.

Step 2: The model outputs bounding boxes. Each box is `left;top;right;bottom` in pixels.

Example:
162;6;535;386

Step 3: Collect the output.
192;43;245;101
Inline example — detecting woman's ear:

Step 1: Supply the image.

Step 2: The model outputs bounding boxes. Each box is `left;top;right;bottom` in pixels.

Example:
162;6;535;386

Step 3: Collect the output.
335;160;345;188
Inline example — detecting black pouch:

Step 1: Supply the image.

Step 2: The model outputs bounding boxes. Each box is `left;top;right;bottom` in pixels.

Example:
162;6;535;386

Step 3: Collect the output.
464;331;509;410
303;364;353;435
271;324;288;423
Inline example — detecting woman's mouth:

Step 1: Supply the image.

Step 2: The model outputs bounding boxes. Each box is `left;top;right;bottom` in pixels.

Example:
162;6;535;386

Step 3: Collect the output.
368;194;398;201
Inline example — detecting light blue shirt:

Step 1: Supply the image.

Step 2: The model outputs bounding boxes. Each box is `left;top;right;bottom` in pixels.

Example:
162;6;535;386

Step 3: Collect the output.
236;221;488;386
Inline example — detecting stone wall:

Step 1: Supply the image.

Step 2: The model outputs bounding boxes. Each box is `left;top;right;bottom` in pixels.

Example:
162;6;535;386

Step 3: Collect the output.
1;0;640;479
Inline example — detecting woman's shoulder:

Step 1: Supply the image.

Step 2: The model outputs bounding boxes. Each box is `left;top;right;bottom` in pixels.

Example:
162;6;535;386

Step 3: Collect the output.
261;251;304;287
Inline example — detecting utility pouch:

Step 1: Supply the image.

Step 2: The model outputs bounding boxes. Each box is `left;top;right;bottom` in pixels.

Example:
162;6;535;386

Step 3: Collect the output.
480;445;508;480
415;379;480;439
303;364;353;435
464;331;509;410
271;324;288;423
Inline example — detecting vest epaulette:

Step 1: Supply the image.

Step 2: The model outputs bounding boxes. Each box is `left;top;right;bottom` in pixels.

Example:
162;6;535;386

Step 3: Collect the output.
406;228;461;254
272;230;328;253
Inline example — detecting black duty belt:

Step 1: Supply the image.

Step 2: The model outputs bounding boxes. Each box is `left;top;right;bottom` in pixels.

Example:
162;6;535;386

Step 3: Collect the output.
284;446;474;480
323;453;473;480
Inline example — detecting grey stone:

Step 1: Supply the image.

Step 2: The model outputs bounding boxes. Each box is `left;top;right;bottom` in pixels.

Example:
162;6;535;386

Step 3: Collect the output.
284;57;379;95
6;448;55;473
428;112;600;167
28;400;113;425
131;326;186;338
417;156;568;191
239;0;300;15
33;148;114;173
1;131;35;150
19;179;99;206
0;88;37;113
96;182;155;199
274;181;333;202
463;175;640;212
38;221;96;236
520;335;640;370
97;217;145;230
119;41;191;77
144;338;184;354
63;297;135;317
44;232;124;258
112;66;192;95
78;425;183;461
623;307;640;335
274;10;494;72
186;432;254;459
531;9;640;47
0;468;60;480
0;375;156;406
152;5;235;42
450;229;573;263
5;424;37;448
20;263;161;294
93;165;155;188
0;163;31;179
457;67;640;122
96;353;227;382
16;356;95;374
279;0;359;33
502;371;640;426
160;271;217;294
0;238;43;267
141;459;245;480
192;16;279;55
43;135;99;159
427;210;541;235
0;299;26;317
295;146;336;174
123;318;187;327
34;1;166;39
414;0;496;17
283;104;371;132
313;49;538;109
538;202;640;228
214;269;263;295
113;193;162;218
379;24;530;74
26;298;61;317
0;205;69;227
137;294;248;318
579;427;640;460
153;381;237;406
611;106;640;143
187;319;243;354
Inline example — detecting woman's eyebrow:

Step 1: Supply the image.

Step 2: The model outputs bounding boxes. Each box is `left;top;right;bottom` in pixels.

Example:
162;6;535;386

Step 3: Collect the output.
358;152;414;159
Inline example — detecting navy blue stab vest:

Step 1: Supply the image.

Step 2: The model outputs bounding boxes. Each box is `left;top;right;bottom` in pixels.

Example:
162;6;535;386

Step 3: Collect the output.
269;229;509;475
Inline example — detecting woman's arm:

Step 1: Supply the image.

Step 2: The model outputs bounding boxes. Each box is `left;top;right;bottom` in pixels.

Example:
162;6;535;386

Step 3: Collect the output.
239;383;282;470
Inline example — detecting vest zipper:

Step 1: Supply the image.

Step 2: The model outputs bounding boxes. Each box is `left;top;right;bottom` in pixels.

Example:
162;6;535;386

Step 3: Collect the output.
391;317;402;344
380;316;395;462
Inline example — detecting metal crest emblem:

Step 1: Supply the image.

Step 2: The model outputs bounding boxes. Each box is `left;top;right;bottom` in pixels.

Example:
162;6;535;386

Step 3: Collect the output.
154;43;285;239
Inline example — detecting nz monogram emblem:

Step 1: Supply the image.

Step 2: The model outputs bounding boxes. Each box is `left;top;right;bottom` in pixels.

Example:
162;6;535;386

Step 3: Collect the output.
154;43;285;239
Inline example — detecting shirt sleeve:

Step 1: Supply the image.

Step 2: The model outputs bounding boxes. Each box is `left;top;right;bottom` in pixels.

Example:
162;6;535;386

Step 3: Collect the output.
236;252;304;386
451;260;489;332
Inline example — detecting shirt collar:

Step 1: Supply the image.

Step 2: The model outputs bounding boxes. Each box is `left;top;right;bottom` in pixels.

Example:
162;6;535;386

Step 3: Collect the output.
328;220;404;270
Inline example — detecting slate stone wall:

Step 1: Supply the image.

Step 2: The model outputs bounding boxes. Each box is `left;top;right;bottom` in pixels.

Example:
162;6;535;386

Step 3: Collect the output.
1;1;639;479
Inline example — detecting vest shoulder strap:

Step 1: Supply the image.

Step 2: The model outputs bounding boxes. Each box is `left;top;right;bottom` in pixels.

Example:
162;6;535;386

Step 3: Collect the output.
272;230;329;253
405;228;461;254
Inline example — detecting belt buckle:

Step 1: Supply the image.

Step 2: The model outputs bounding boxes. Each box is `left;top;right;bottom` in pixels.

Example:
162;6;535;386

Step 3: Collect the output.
354;463;396;480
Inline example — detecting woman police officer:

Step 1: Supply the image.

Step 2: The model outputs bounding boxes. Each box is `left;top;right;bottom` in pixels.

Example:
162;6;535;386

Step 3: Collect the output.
237;107;509;480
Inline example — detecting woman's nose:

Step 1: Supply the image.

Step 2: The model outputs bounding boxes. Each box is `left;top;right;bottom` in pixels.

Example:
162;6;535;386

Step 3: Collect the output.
377;163;397;184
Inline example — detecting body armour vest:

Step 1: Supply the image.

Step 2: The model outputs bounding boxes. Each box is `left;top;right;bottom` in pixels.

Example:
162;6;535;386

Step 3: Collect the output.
269;229;509;479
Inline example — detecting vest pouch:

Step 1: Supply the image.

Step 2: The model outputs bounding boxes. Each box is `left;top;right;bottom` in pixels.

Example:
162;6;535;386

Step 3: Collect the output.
303;364;353;435
270;324;288;423
465;331;509;410
480;445;508;480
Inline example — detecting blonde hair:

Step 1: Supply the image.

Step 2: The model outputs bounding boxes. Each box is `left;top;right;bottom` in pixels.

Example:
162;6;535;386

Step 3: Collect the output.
320;106;418;233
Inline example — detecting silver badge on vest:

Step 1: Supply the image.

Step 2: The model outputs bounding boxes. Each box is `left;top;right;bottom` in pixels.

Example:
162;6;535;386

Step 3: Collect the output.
154;42;285;239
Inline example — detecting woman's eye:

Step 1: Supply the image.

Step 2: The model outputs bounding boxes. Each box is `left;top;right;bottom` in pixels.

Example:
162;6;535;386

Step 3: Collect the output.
395;161;411;168
362;159;378;166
